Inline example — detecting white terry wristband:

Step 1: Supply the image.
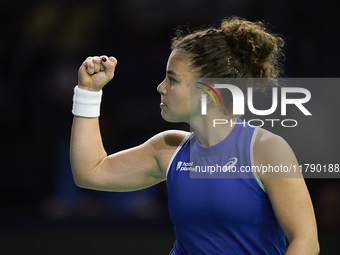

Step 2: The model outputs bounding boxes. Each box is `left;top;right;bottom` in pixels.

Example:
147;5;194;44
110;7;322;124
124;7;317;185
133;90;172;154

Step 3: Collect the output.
72;86;103;117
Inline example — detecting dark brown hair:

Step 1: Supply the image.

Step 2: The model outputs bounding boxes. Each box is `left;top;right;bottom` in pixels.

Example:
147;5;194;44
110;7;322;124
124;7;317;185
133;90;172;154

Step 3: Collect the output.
171;17;284;116
171;17;284;88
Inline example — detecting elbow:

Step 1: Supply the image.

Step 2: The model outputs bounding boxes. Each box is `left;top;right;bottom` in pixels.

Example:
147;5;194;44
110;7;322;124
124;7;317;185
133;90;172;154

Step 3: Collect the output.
73;175;101;190
286;236;320;254
73;177;85;188
71;167;96;189
72;174;91;189
305;234;320;254
314;240;320;255
309;241;320;255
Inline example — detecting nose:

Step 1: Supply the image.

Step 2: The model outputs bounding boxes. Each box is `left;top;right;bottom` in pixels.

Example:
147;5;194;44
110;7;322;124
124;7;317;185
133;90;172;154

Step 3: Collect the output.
157;78;166;95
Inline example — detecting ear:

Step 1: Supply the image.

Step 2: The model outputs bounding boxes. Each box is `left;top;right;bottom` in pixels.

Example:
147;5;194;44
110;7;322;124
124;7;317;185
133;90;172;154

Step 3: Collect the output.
197;87;216;105
198;89;216;106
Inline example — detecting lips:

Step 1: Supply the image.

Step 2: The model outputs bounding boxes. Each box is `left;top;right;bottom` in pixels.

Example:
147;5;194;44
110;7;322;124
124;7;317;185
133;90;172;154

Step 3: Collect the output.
160;97;167;106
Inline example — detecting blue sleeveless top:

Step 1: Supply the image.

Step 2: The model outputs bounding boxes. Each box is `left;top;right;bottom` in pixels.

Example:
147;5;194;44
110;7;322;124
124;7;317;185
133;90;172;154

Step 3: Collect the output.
166;121;286;255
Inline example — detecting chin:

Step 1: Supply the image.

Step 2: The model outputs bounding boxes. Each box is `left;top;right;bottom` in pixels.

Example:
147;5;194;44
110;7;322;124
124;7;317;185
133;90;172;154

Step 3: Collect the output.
161;112;186;123
161;114;176;123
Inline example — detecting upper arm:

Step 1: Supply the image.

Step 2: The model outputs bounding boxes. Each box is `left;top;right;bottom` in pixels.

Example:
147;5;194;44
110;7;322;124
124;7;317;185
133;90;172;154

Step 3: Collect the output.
254;130;319;252
77;130;188;192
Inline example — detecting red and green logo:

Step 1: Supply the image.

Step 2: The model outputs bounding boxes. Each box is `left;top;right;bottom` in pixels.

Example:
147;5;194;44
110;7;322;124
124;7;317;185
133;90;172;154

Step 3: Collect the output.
196;82;222;106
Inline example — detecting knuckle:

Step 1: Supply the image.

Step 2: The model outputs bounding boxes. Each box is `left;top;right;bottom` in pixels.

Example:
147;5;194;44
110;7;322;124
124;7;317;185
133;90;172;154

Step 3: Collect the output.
86;57;93;63
87;62;94;69
93;56;101;63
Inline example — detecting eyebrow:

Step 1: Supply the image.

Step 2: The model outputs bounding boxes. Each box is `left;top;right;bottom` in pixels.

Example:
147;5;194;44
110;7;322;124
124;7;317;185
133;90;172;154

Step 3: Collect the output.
166;70;180;77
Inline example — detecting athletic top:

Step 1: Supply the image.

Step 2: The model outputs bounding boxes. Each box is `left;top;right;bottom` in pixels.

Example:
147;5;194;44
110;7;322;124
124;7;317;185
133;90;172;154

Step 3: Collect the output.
166;120;286;255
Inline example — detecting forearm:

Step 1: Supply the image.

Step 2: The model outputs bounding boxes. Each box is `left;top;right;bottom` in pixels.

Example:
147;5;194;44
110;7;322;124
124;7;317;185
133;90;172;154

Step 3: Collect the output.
70;55;117;187
284;238;320;255
70;116;107;186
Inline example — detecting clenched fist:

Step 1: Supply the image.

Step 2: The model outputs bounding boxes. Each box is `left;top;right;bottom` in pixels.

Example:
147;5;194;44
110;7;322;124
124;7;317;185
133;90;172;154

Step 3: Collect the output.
78;56;117;92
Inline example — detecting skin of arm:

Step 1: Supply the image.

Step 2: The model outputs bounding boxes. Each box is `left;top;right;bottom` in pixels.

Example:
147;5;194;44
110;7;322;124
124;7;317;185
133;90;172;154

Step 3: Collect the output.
70;55;189;192
71;124;187;191
254;129;320;255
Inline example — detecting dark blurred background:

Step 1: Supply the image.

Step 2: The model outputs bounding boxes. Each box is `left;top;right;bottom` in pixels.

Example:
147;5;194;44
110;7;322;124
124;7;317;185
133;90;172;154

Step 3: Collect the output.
1;0;340;254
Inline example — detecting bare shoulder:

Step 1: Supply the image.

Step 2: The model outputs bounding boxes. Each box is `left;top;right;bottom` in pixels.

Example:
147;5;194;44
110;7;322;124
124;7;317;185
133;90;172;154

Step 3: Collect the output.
149;130;190;148
254;129;318;251
147;130;190;173
253;128;301;179
254;128;292;160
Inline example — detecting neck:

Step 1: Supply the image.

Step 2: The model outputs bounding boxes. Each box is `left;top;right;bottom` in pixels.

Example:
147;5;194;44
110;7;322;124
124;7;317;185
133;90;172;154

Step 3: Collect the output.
189;111;237;147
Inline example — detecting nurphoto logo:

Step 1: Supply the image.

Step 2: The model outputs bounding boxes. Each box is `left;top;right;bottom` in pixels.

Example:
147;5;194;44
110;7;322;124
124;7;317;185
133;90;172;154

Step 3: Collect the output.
196;79;312;128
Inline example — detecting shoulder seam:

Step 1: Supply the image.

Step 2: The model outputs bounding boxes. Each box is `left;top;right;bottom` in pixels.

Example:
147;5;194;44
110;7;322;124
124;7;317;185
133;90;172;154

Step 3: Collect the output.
166;132;194;180
250;127;266;193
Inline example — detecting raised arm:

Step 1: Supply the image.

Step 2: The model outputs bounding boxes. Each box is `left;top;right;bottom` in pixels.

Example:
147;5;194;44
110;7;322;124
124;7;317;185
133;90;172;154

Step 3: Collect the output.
70;56;184;192
254;129;320;255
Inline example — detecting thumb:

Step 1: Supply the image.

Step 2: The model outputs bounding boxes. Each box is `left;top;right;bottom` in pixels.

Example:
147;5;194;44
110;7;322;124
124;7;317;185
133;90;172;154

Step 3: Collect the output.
101;56;118;79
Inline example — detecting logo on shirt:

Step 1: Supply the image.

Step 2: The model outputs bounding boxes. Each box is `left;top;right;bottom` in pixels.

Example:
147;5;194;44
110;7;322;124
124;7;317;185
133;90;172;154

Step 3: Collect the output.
176;161;195;171
176;158;238;173
224;157;238;171
176;161;183;171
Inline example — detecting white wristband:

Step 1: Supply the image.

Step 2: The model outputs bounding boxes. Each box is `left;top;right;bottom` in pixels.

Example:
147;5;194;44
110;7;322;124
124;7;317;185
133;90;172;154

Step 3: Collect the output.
72;86;103;117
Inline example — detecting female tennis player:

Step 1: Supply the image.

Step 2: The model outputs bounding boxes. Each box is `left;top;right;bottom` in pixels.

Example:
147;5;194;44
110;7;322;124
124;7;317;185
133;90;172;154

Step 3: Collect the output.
70;17;319;254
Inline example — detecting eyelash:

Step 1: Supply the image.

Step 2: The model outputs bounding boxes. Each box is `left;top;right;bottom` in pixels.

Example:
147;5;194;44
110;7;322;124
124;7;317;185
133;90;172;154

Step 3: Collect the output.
168;76;176;84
